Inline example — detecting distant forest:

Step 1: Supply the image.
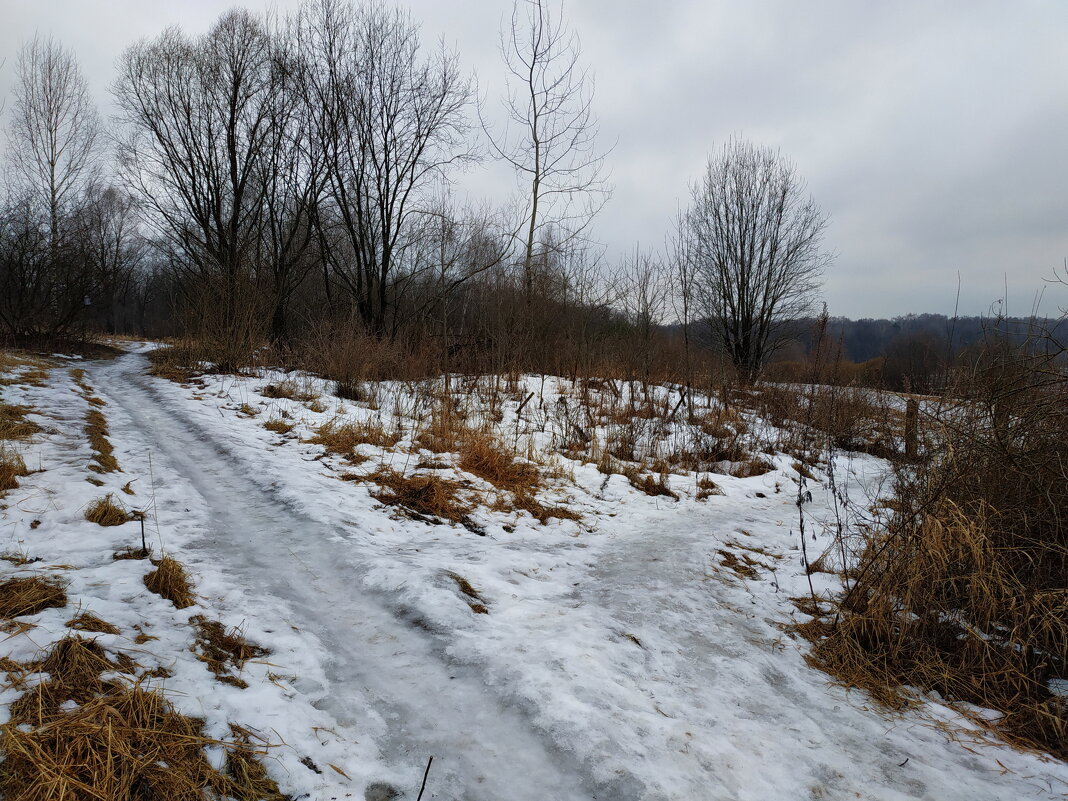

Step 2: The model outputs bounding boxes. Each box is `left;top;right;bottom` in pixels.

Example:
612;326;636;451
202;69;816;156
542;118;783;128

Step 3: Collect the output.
783;313;1066;363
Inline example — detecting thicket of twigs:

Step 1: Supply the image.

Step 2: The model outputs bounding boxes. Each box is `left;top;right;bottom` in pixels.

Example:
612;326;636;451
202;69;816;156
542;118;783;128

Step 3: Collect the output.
806;332;1068;756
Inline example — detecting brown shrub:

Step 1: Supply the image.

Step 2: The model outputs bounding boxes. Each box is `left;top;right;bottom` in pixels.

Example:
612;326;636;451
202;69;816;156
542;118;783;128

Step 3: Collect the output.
805;341;1068;758
144;557;195;609
0;576;67;618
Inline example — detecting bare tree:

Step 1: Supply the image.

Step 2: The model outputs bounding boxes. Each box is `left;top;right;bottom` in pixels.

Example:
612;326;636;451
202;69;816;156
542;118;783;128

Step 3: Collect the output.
78;184;146;334
483;0;610;302
687;139;830;382
114;9;278;337
298;0;474;338
619;246;668;390
7;36;100;245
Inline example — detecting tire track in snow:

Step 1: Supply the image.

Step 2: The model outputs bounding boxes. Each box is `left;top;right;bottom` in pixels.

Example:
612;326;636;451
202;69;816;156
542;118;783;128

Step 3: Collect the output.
93;353;604;801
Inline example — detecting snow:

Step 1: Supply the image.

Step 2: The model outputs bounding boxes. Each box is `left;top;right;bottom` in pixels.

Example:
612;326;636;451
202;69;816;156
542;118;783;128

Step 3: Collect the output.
2;345;1066;800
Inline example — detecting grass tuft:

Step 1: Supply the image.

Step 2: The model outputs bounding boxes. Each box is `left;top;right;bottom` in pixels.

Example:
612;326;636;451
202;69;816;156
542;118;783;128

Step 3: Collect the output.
191;616;270;690
143;557;195;609
0;445;31;492
85;494;134;526
307;418;398;458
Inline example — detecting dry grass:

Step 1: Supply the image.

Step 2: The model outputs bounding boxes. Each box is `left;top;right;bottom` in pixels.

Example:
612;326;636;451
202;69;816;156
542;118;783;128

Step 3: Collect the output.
261;379;319;402
84;494;134;526
307;418;398;458
369;466;472;523
458;432;541;494
804;343;1068;758
511;492;581;525
66;612;121;635
728;457;776;478
0;403;41;441
190;616;270;690
445;571;488;614
626;470;679;500
0;576;67;618
696;477;724;500
85;409;120;473
0;634;287;801
113;546;150;561
263;418;294;435
717;549;761;579
0;445;31;492
147;343;200;383
144;557;195;609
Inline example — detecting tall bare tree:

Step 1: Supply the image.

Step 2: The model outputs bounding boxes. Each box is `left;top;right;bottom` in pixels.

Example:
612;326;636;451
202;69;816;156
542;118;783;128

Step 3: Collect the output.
687;139;830;381
7;36;100;245
298;0;473;338
114;9;278;336
483;0;610;302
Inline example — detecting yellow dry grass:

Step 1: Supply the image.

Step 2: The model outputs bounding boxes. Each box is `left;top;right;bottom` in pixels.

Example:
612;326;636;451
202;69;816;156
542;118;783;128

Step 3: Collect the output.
85;409;120;473
84;494;133;527
143;557;195;609
0;576;67;618
0;445;31;492
369;466;472;523
307;418;399;458
0;403;42;441
0;634;287;801
263;418;295;435
444;571;488;614
66;612;121;635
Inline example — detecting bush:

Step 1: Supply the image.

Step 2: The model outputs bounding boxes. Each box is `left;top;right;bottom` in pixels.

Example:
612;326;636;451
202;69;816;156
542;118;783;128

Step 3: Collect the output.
806;335;1068;756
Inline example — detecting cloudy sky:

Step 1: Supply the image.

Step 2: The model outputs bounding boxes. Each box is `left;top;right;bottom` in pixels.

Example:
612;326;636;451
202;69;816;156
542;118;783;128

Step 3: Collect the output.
2;0;1066;319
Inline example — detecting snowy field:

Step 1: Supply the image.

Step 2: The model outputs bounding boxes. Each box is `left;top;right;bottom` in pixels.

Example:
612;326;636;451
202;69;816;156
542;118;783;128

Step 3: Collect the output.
1;343;1066;800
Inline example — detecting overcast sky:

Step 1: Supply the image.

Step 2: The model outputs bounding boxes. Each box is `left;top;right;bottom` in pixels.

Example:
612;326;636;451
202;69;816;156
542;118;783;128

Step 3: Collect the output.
2;0;1066;319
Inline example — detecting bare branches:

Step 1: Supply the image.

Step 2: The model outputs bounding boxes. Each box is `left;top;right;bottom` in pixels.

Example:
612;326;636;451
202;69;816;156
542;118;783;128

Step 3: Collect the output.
7;36;100;243
297;0;475;336
483;0;611;299
686;139;830;381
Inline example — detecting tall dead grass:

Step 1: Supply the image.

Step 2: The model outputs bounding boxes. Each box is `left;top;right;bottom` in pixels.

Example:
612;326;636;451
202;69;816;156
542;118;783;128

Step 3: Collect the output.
0;445;31;492
804;338;1068;757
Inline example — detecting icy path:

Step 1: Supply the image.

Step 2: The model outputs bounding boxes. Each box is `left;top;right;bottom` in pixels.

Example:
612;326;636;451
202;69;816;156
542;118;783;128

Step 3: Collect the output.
91;353;602;801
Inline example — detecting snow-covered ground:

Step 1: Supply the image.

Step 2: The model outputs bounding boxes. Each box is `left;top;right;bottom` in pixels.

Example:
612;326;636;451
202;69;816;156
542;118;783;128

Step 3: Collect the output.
2;345;1066;800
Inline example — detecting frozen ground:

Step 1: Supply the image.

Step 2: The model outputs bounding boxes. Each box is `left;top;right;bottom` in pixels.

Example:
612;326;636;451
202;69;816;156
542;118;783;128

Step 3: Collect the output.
2;345;1066;800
